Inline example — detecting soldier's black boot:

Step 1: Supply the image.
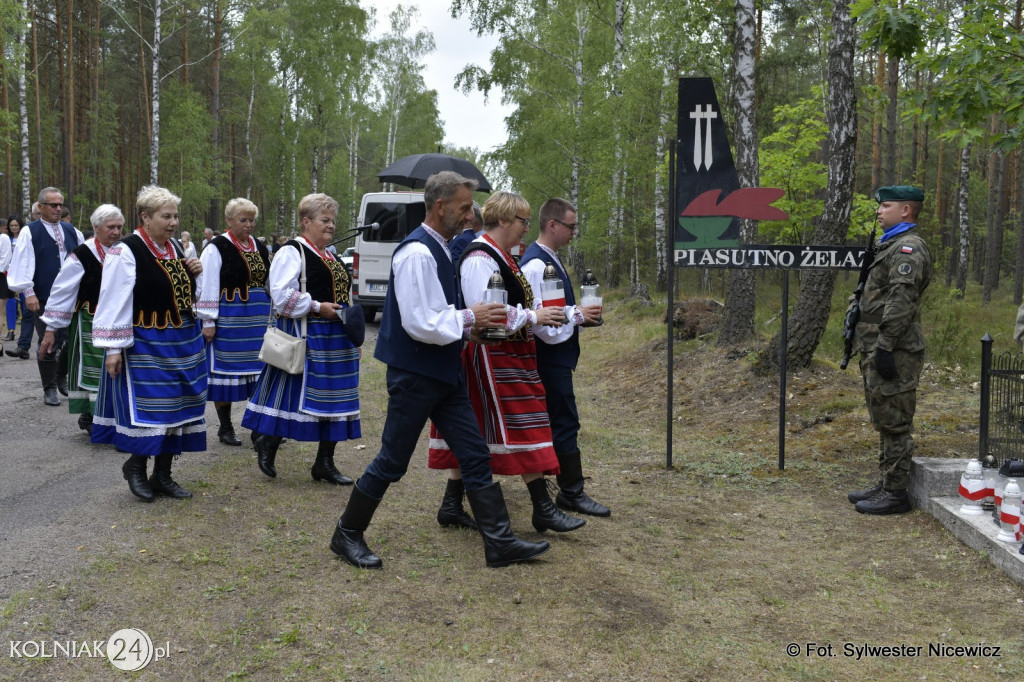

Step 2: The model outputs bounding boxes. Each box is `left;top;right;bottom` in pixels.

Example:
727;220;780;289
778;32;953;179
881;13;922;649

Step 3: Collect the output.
436;478;477;530
330;483;384;569
466;482;550;567
122;455;155;502
855;488;911;515
216;403;242;446
39;361;60;406
255;435;282;478
527;477;586;533
848;482;884;504
555;451;611;517
311;440;353;485
149;453;192;499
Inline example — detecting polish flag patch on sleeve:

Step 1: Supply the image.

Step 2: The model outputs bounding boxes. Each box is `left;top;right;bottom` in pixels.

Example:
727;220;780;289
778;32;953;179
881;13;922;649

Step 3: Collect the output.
901;245;914;253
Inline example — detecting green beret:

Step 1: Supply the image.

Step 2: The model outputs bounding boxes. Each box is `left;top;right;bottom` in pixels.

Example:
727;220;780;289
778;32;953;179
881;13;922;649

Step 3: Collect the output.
874;185;924;203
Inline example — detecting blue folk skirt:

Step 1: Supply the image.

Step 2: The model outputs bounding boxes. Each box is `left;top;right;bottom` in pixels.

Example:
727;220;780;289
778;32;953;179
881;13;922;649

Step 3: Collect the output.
92;317;208;456
241;314;360;442
207;288;272;402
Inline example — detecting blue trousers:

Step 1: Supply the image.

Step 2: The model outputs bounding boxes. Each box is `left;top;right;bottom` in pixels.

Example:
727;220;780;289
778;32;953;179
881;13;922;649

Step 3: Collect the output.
537;362;580;455
17;295;35;350
359;366;494;499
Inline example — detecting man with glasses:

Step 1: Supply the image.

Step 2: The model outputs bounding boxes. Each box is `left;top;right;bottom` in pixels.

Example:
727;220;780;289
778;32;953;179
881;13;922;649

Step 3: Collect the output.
521;198;611;518
7;187;84;406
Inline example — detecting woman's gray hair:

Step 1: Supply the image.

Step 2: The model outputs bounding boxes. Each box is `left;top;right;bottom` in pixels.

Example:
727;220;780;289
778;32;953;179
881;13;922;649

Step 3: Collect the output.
225;197;259;221
90;204;125;229
136;185;181;218
297;193;338;223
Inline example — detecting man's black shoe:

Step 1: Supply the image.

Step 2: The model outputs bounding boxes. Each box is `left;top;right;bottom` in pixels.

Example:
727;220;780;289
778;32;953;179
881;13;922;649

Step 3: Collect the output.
855;489;911;515
6;347;29;359
848;483;883;504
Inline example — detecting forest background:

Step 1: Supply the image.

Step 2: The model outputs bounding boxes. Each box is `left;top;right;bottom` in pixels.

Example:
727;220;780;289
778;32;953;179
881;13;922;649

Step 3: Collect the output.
1;0;1024;365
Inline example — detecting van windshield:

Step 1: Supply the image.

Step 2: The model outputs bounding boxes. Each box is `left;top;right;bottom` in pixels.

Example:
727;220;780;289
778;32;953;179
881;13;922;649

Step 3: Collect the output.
362;202;426;242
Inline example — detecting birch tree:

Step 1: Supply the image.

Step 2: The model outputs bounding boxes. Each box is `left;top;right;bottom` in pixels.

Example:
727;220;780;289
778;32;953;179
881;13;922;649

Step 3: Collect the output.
718;0;759;346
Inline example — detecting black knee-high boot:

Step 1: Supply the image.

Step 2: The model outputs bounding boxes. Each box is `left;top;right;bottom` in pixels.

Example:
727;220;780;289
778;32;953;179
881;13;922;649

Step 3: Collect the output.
311;441;353;485
436;478;477;530
150;453;192;499
122;455;154;502
216;403;241;446
555;451;611;517
255;435;282;478
466;482;550;568
527;477;585;533
330;483;385;569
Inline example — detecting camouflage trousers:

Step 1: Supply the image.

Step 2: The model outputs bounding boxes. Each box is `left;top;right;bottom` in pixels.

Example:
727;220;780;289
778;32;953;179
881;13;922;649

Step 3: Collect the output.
860;350;925;491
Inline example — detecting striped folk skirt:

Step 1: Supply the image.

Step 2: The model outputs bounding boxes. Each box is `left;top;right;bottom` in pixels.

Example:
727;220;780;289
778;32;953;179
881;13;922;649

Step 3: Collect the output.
92;317;208;456
67;310;104;415
429;339;558;476
241;314;361;442
207;289;272;402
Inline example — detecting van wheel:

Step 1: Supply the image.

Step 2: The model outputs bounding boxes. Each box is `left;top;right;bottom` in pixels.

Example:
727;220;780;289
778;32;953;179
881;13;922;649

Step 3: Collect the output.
362;306;379;322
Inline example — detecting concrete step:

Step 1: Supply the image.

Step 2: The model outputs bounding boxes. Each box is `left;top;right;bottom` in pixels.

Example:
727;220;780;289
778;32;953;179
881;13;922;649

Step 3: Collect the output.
910;457;1024;587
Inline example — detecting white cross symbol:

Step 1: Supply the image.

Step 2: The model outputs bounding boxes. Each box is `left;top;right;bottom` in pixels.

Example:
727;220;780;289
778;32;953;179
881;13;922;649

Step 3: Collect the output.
689;104;718;171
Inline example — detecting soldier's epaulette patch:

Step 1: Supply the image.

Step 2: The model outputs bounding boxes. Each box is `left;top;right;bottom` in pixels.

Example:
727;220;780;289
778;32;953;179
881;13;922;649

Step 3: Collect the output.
901;245;914;253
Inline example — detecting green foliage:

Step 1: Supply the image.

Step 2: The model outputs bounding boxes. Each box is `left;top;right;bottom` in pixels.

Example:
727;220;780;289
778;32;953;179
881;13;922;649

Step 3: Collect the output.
159;81;220;222
853;0;926;60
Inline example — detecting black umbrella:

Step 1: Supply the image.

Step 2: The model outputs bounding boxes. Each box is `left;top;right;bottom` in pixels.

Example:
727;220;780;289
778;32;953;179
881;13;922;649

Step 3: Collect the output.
376;153;492;192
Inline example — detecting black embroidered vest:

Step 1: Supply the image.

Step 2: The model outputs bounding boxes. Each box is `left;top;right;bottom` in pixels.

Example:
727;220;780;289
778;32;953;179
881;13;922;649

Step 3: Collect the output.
459;240;534;343
121;233;197;329
73;243;103;315
285;240;350;312
211;234;270;300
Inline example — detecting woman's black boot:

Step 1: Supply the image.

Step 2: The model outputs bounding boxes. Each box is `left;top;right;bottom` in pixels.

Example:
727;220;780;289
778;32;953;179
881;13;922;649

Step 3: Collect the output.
311;441;353;485
149;453;192;499
255;435;282;478
466;482;550;568
527;477;585;533
216;403;241;446
330;483;385;568
436;478;477;530
122;455;155;502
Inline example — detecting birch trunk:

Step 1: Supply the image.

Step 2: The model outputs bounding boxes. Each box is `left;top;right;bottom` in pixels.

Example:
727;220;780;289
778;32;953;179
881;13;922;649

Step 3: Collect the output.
605;0;625;288
19;0;30;215
758;0;857;371
150;0;162;184
955;144;971;298
566;7;586;282
718;0;758;346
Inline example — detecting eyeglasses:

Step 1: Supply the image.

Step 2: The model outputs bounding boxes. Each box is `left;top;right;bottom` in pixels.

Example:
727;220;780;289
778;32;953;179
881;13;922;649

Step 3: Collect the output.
42;202;64;209
515;216;531;228
553;218;578;231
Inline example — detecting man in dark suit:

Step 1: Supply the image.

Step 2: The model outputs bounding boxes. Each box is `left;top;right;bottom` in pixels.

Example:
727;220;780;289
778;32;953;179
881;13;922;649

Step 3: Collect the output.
330;171;550;570
6;187;84;405
521;198;611;518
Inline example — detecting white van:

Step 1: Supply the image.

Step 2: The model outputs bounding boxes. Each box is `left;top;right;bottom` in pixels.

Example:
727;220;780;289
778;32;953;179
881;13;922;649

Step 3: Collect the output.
352;191;425;321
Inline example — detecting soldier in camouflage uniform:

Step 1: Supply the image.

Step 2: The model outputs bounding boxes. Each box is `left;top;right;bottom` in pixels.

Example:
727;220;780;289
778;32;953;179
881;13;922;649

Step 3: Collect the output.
847;186;933;515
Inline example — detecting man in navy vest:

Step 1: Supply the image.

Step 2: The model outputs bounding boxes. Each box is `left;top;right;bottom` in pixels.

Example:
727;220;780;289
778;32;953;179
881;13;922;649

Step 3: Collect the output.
330;171;551;569
521;198;611;518
7;187;84;406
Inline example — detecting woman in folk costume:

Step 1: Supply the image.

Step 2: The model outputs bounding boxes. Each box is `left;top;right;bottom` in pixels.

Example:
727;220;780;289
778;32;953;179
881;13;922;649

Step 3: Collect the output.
195;198;271;446
38;205;125;433
91;186;207;502
241;193;360;484
428;191;585;533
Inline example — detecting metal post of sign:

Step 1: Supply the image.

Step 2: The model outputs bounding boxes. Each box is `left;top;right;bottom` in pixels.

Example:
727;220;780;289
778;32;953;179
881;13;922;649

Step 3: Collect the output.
778;272;788;470
666;140;677;470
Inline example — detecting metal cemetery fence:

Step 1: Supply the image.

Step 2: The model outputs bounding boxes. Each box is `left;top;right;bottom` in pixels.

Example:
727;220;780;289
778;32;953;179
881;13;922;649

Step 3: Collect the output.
979;334;1024;464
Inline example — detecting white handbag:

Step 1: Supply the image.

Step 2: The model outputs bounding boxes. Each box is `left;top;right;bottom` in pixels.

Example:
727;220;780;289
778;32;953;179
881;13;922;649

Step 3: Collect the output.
258;245;307;374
